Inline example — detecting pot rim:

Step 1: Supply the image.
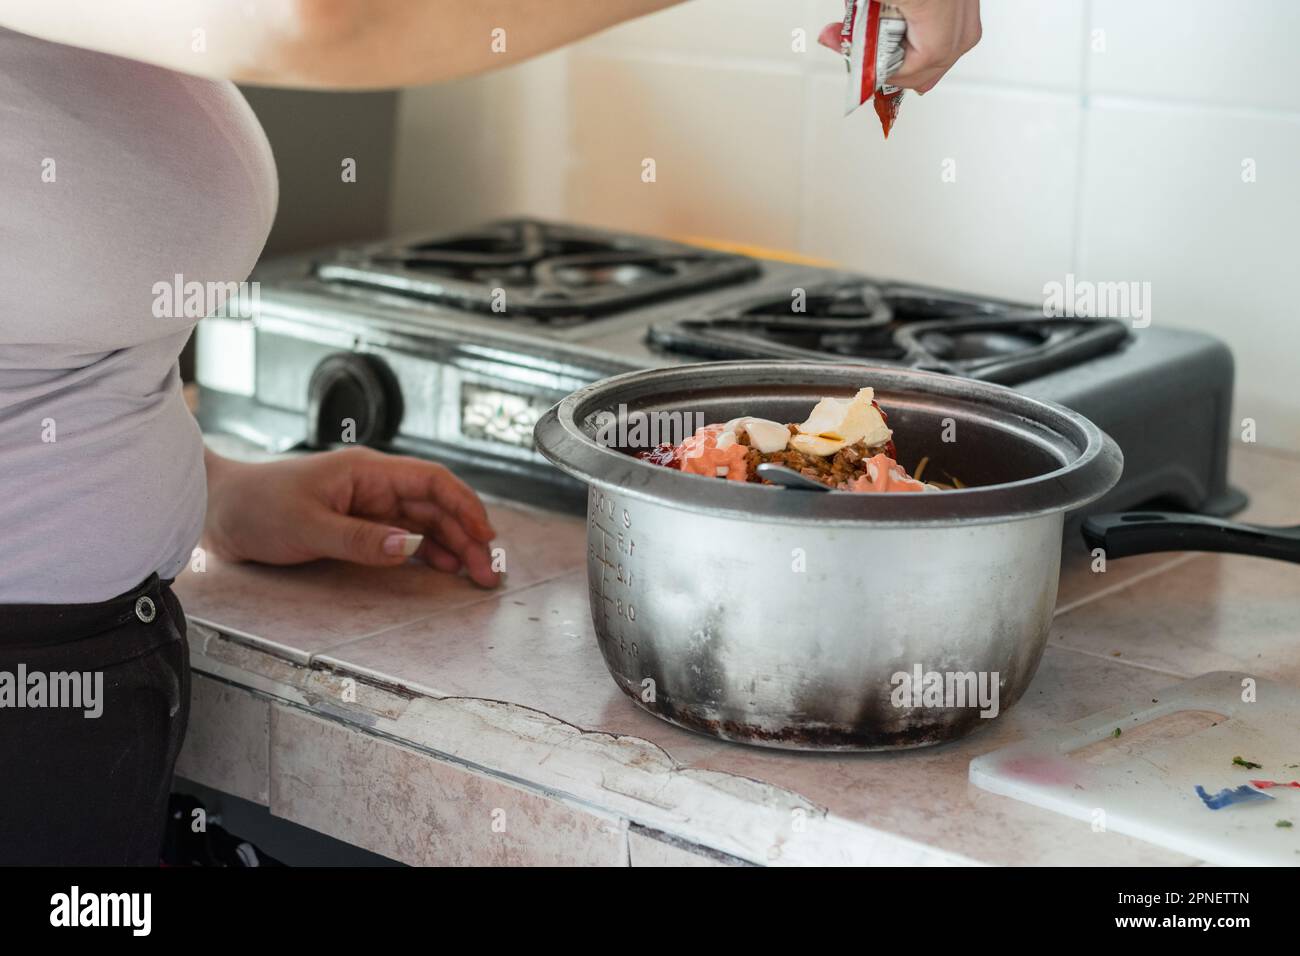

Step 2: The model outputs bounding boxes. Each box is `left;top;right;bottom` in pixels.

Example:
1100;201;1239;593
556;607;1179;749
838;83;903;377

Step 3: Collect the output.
533;361;1124;527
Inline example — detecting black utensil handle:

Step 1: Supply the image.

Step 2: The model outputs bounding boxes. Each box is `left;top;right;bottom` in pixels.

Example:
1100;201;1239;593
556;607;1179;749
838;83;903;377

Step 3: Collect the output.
1081;512;1300;564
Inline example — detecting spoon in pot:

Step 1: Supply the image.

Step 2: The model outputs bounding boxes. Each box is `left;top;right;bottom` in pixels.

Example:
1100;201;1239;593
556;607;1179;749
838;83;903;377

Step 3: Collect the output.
756;463;833;492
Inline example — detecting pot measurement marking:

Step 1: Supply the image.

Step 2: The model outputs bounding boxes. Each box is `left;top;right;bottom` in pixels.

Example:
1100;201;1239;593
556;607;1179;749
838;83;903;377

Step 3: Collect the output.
589;489;638;655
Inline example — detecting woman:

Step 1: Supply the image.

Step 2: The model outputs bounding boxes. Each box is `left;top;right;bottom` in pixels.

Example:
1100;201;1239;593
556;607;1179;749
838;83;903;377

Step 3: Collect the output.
0;1;980;864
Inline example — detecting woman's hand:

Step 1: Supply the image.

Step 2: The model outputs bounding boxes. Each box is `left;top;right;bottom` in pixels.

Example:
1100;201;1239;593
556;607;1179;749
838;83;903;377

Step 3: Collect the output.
204;447;500;588
820;0;982;94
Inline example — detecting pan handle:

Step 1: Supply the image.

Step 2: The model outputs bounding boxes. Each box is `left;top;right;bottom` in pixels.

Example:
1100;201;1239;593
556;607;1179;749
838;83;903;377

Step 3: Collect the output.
1080;512;1300;564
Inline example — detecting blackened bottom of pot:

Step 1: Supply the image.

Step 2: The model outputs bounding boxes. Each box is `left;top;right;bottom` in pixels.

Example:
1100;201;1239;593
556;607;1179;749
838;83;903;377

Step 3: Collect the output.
613;679;1026;753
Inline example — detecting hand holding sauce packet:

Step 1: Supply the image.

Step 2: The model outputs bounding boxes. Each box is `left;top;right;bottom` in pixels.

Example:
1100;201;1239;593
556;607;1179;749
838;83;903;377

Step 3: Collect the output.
840;0;907;137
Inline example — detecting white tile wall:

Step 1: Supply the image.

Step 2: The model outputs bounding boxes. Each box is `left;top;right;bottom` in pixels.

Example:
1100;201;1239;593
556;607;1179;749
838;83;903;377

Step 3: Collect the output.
941;0;1085;91
1076;99;1300;452
1089;0;1300;112
801;77;1082;299
389;50;571;235
390;0;1300;452
567;55;805;249
591;0;812;62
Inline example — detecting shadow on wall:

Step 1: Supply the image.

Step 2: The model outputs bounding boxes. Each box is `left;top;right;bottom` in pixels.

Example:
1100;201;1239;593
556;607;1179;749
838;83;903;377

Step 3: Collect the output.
239;85;399;256
181;87;398;382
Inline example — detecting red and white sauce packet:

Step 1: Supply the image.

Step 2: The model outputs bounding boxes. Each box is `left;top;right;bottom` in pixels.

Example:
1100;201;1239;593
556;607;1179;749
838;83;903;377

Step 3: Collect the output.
840;0;907;137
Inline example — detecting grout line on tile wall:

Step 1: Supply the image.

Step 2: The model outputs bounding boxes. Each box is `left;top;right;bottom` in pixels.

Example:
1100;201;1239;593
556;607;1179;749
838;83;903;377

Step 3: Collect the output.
796;68;813;256
578;45;1300;122
555;48;577;218
572;47;805;77
1070;0;1094;275
909;75;1082;103
1085;92;1300;124
1053;552;1201;618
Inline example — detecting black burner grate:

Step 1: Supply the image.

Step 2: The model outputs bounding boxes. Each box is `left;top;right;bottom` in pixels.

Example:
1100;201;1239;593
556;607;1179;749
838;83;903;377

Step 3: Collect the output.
314;220;761;323
646;282;1131;385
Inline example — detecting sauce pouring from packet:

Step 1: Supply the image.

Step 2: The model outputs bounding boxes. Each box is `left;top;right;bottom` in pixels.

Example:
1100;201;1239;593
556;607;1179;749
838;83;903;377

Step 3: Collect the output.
840;0;908;137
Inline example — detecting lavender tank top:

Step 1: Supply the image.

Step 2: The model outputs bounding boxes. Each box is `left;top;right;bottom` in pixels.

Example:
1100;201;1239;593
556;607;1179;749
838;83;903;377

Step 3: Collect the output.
0;27;277;602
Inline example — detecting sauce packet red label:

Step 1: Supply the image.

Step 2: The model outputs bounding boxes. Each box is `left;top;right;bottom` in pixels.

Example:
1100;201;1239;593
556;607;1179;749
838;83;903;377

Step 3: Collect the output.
841;0;907;137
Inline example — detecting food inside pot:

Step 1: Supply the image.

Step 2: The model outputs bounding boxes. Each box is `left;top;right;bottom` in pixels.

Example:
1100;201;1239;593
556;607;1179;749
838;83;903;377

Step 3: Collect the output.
634;387;953;493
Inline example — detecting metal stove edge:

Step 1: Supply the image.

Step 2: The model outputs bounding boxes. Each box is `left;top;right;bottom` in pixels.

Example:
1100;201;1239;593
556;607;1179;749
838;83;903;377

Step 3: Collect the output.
198;222;1240;518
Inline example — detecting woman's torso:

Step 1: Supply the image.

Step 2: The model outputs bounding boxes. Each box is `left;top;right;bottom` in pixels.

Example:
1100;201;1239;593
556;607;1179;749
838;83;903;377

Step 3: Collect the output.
0;27;277;602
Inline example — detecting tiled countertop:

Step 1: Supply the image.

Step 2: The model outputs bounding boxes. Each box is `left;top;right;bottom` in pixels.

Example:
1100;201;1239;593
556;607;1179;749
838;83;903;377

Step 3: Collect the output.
173;443;1300;866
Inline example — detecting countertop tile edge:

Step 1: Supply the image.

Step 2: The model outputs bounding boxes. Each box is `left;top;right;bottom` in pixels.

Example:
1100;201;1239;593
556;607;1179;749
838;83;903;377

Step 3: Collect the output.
187;624;980;867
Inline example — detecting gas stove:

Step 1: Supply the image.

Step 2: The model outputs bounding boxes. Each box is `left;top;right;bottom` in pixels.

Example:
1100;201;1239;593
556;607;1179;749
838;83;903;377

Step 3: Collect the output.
195;219;1241;516
315;219;761;322
644;283;1131;385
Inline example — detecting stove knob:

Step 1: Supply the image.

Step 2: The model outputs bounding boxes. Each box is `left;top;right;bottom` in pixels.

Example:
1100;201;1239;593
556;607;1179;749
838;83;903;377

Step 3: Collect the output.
305;353;403;449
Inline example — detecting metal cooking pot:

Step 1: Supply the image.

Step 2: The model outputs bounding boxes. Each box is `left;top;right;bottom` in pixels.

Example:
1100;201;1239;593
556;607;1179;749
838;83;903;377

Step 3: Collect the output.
534;361;1122;751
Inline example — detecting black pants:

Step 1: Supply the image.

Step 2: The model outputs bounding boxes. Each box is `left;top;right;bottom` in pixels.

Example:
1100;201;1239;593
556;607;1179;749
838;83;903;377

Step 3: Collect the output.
0;574;190;865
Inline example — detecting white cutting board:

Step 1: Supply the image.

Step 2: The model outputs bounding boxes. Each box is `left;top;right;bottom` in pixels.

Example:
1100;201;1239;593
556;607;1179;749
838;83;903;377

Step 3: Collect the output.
970;671;1300;865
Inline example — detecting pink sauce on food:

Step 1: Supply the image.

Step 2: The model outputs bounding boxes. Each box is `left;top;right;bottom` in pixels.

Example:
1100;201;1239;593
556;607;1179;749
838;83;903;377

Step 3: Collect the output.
637;421;928;494
842;453;927;493
675;424;750;482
